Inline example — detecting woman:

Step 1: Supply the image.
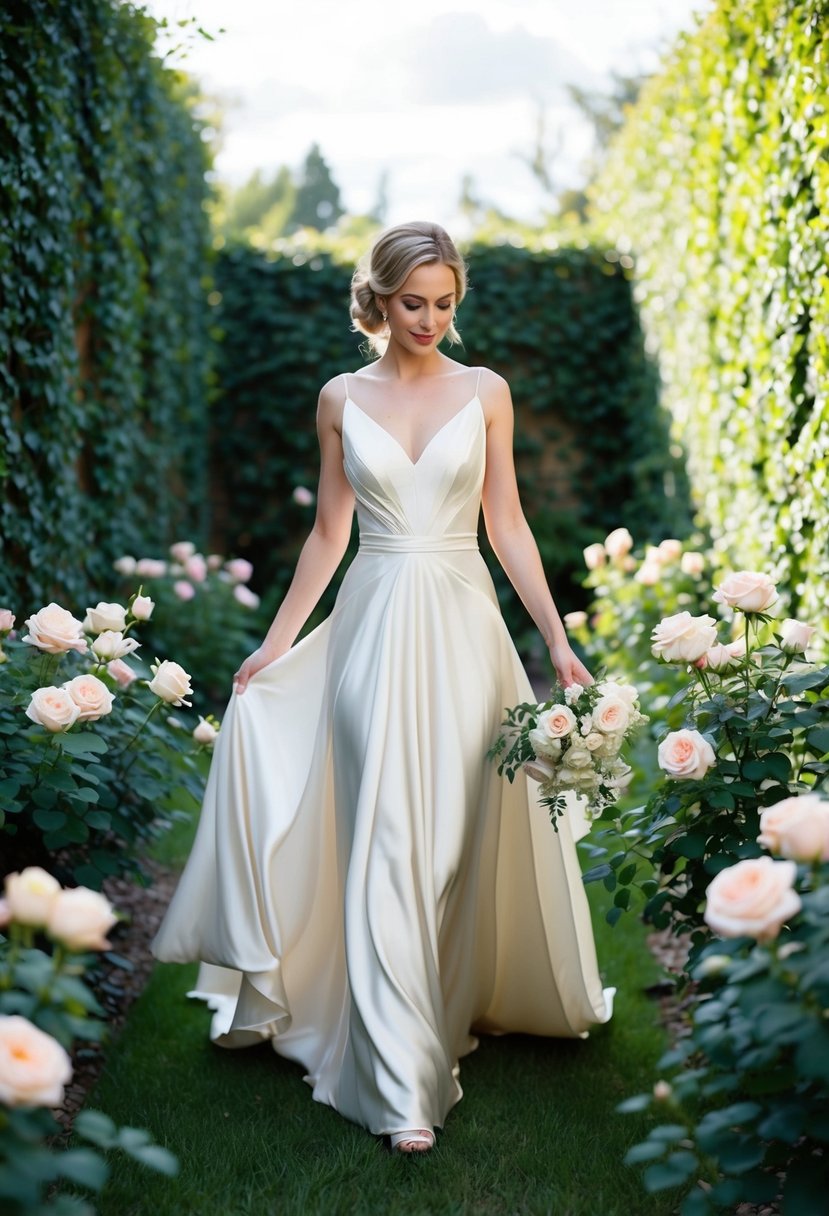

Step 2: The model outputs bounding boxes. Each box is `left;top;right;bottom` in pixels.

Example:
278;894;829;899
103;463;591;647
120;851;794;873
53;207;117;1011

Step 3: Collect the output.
151;221;613;1155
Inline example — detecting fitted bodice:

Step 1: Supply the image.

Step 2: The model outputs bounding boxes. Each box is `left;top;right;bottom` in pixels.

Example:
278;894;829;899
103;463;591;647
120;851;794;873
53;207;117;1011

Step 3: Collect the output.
341;391;486;543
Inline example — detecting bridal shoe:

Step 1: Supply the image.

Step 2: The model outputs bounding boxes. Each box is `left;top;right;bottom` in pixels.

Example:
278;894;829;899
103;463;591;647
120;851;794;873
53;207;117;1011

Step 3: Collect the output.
389;1128;435;1153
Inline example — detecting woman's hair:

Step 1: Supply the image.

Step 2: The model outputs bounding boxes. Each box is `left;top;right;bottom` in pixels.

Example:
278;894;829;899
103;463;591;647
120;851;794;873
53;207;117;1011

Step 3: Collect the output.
349;221;467;355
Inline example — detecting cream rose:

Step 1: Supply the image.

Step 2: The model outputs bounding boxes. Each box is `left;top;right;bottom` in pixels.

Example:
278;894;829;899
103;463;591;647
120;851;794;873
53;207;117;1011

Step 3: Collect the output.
130;594;155;621
657;538;683;563
4;867;60;926
704;857;801;942
564;682;585;705
635;561;661;586
528;727;562;759
563;611;587;630
583;542;606;570
233;584;261;609
681;551;705;576
173;580;195;601
523;756;557;784
0;609;14;633
595;679;638;707
657;729;716;780
148;659;193;707
758;794;829;862
538;705;577;739
107;658;137;687
604;527;633;559
169;540;195;562
584;732;604;751
651;611;718;663
25;687;80;733
85;601;127;633
225;557;254;583
713;571;778;613
566;746;593;769
46;887;118;951
704;643;741;672
779;618;816;653
22;603;87;655
193;716;219;746
113;555;136;576
91;631;140;661
593;695;631;734
62;674;115;721
0;1015;73;1108
135;558;167;579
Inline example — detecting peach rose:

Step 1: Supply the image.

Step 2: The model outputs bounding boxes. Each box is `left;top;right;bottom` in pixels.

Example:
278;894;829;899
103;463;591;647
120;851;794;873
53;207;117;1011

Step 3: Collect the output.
657;729;716;780
758;794;829;862
107;658;137;687
85;601;127;633
169;541;195;563
583;543;606;570
62;674;115;722
779;619;815;653
193;716;219;746
130;594;155;621
22;603;87;655
651;611;718;663
25;687;80;733
681;551;705;576
604;527;633;560
0;1015;73;1108
233;584;260;609
184;554;208;583
713;571;778;613
148;659;193;707
173;580;195;602
538;705;577;739
4;867;60;926
704;857;801;942
0;609;14;633
135;558;167;579
91;631;140;661
593;695;630;734
46;887;118;951
225;558;253;584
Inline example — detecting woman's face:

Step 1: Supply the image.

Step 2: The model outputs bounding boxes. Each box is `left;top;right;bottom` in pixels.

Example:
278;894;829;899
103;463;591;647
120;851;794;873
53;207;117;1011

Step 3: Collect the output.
381;262;456;355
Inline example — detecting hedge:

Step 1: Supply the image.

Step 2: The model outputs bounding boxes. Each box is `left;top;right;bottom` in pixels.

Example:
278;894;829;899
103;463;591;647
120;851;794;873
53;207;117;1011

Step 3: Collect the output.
591;0;829;634
0;0;213;610
209;238;691;646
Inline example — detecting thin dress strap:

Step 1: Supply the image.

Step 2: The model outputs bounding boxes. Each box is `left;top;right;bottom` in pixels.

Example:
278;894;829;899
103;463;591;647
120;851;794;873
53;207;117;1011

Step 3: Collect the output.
342;371;349;402
475;366;482;397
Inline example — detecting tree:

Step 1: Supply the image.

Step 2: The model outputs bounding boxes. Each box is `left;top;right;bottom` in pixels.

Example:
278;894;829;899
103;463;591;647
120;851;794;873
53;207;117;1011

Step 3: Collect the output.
288;143;344;232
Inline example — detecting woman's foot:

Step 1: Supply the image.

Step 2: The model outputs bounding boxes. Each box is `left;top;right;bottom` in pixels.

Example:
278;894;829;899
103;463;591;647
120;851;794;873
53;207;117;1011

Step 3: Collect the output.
390;1128;435;1154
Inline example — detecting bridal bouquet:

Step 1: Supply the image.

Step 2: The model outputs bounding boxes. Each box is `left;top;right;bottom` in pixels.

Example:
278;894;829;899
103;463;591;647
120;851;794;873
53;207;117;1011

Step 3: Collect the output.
489;677;648;829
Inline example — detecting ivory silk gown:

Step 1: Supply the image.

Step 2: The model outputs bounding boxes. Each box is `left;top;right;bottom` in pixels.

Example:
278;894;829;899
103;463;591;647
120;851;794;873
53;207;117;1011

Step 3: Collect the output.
150;367;614;1137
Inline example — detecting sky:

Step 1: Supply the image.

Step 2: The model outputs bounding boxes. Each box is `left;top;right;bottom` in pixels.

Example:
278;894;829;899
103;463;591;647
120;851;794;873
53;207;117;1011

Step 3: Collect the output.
141;0;712;230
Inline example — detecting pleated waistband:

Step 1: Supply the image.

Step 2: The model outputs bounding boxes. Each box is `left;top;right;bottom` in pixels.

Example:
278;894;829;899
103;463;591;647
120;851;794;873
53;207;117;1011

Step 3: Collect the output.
358;531;479;554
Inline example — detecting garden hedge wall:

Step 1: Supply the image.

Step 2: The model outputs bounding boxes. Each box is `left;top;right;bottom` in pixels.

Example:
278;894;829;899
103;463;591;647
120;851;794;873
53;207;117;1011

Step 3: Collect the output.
0;0;213;610
591;0;829;633
210;239;691;645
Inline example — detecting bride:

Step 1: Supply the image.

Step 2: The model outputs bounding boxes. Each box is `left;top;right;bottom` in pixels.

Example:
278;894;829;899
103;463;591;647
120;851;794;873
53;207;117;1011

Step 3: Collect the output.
151;220;614;1155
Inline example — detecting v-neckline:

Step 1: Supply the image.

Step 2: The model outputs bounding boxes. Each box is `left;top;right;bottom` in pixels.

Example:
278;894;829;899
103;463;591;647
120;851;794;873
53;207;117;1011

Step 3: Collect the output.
344;395;481;468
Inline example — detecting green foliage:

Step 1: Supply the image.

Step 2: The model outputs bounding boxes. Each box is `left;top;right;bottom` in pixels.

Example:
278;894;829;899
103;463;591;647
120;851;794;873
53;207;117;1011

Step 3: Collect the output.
0;606;210;890
0;0;213;611
210;236;691;646
591;0;829;639
0;899;178;1213
620;876;829;1215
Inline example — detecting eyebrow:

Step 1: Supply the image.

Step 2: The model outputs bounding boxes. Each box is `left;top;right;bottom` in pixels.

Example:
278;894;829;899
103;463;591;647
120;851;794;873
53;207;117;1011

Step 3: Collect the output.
401;292;455;301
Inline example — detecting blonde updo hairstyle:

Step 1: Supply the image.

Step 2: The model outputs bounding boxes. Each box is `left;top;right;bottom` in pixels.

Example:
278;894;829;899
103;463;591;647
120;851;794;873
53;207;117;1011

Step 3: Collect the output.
350;221;467;355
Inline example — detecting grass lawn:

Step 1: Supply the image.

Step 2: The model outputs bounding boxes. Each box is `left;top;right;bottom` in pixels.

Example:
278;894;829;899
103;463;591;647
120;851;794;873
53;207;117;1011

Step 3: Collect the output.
70;804;680;1216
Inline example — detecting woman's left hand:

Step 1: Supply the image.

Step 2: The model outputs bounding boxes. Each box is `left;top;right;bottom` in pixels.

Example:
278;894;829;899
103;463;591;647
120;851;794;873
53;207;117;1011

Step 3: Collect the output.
549;641;594;689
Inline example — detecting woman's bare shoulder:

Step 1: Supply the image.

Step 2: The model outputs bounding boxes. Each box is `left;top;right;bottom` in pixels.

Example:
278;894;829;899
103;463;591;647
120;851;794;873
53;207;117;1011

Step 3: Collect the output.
476;366;512;421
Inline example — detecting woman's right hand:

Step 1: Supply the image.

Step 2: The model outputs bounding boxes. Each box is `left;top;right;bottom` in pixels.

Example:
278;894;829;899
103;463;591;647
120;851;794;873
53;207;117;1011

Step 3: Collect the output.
233;645;281;695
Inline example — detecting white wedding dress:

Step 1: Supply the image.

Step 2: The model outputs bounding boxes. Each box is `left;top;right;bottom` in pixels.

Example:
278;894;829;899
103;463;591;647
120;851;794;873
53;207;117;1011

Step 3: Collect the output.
150;367;613;1137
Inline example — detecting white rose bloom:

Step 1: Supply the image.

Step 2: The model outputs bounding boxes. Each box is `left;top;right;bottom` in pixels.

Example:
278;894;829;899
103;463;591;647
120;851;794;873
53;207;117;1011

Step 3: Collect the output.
22;603;87;655
169;540;196;562
705;643;741;672
148;659;193;707
566;746;593;769
91;631;141;661
681;551;705;576
529;727;562;759
113;555;136;576
130;594;155;621
62;674;115;722
584;732;604;751
0;1015;73;1108
193;716;219;746
651;611;718;663
563;611;587;630
563;682;585;705
712;571;778;613
595;679;639;707
4;868;61;927
779;618;816;653
657;538;683;562
583;543;606;570
25;687;80;733
593;695;631;734
537;705;577;739
604;527;634;559
85;601;127;634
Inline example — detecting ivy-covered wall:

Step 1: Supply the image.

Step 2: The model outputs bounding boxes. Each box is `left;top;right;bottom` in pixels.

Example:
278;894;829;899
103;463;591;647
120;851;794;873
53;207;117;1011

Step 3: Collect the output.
210;240;691;644
591;0;828;630
0;0;213;609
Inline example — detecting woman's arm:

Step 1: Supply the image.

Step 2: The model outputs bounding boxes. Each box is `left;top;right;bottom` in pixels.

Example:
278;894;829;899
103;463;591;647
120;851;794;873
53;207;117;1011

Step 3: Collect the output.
480;370;593;689
234;379;355;692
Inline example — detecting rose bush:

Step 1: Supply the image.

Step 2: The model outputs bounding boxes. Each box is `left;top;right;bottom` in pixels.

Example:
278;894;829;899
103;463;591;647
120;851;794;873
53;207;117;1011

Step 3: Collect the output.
0;590;214;889
0;868;179;1212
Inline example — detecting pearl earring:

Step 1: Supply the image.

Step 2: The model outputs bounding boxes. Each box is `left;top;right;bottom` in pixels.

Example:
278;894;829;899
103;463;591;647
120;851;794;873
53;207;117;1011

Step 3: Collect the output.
382;311;388;322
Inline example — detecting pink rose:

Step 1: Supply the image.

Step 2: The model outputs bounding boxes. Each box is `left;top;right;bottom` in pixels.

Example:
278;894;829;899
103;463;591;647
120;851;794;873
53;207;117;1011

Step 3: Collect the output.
592;695;630;734
657;729;716;780
22;603;87;655
173;580;196;601
224;558;254;584
62;674;115;722
184;554;208;583
0;1015;73;1108
0;609;14;633
292;486;315;507
113;555;136;576
583;543;606;570
758;794;829;862
651;611;718;663
537;705;577;739
704;857;801;942
713;571;777;613
779;619;815;653
169;541;195;563
603;528;633;560
135;558;167;579
107;658;137;687
233;584;260;609
25;687;80;733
